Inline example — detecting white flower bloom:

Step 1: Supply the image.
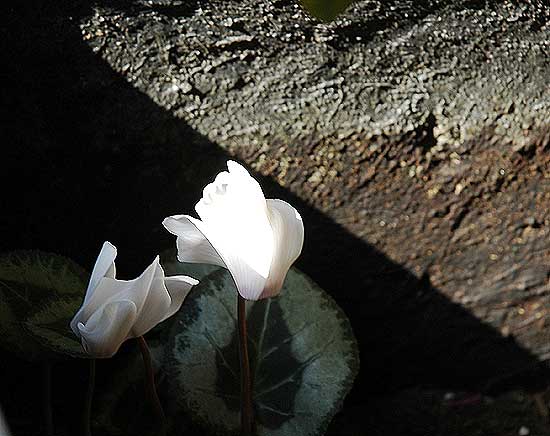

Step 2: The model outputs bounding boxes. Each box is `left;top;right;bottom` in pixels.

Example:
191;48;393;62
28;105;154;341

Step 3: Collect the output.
70;242;198;358
163;160;304;300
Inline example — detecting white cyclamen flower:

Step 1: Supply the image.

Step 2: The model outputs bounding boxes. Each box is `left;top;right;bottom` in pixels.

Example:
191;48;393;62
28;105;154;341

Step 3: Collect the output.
163;160;304;300
70;242;198;358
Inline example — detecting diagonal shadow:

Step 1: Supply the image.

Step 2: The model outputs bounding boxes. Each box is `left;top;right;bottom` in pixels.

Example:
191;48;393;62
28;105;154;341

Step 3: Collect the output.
1;0;548;433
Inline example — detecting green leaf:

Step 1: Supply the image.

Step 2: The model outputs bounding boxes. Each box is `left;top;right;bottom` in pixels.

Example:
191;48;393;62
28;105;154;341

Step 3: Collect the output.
0;250;89;360
25;296;88;358
301;0;354;22
165;268;359;436
160;249;221;281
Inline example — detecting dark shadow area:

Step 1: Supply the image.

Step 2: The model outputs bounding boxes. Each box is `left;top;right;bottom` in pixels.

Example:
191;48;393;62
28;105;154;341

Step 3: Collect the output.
1;0;548;434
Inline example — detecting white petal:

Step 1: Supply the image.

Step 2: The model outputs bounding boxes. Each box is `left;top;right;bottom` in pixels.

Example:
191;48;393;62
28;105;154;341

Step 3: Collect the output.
71;276;134;336
123;256;167;309
162;215;225;267
130;257;172;337
226;160;251;177
191;161;274;300
76;256;164;335
77;300;137;358
260;199;304;299
195;161;267;227
187;215;269;301
162;275;199;320
87;241;117;299
70;241;118;334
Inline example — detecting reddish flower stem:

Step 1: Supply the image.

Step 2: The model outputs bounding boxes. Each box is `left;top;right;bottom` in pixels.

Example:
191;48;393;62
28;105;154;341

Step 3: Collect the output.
238;293;253;436
137;336;166;436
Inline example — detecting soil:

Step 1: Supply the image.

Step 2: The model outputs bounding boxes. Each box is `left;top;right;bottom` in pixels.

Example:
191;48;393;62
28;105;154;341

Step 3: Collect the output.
1;0;550;435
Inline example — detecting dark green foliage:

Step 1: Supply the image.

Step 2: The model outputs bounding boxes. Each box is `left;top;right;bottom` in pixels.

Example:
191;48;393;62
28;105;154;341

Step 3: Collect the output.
0;250;88;360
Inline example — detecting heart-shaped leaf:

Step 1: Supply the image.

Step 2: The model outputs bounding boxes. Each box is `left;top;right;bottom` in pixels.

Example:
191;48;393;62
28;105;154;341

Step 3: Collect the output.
165;267;359;436
301;0;354;22
0;250;89;360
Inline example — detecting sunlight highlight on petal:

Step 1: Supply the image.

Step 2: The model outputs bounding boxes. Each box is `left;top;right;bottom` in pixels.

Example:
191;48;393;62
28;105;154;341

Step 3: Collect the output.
162;160;304;300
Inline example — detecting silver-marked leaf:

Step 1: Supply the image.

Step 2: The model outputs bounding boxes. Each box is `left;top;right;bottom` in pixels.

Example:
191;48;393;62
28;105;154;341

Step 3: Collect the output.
0;250;88;360
301;0;354;22
165;268;359;436
161;249;221;281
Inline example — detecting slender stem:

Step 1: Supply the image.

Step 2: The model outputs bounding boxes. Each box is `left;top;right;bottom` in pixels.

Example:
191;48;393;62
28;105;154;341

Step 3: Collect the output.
83;359;96;436
238;293;253;436
137;336;166;435
42;363;54;436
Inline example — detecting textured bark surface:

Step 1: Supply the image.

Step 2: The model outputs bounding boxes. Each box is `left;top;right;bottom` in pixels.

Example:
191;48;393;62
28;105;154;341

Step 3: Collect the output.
83;0;549;151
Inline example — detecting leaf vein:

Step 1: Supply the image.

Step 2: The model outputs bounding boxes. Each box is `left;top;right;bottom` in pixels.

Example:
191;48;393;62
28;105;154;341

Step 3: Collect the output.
204;328;238;379
256;336;336;398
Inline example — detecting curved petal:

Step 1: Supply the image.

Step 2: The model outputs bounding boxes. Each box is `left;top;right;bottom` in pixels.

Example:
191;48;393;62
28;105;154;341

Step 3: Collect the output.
70;241;118;335
71;276;133;335
195;161;268;228
71;256;168;338
77;255;162;329
260;199;304;299
162;275;199;320
162;215;225;267
70;241;117;336
86;241;117;299
227;160;252;178
191;161;274;300
77;300;137;358
130;257;173;337
111;256;164;322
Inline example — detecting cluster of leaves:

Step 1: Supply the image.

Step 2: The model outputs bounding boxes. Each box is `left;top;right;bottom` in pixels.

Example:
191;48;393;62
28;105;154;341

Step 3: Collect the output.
0;250;359;436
